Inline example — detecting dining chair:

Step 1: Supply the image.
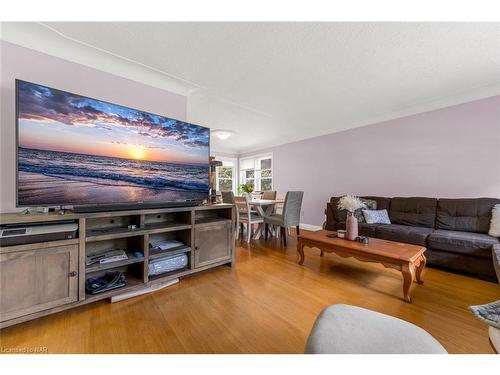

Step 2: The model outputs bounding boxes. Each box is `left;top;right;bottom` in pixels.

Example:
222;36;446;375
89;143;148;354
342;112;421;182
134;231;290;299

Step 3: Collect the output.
234;194;264;243
260;190;278;221
251;191;263;200
264;191;304;247
261;190;277;200
221;191;240;240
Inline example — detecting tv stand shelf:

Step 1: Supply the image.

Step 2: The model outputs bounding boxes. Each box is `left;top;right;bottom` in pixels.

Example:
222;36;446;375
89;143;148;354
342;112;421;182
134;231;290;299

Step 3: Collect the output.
195;217;232;225
85;255;145;273
149;245;191;260
84;275;144;302
85;222;192;242
0;204;234;328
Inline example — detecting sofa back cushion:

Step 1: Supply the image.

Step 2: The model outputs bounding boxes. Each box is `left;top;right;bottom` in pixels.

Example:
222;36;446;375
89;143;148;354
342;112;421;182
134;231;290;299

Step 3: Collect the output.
330;196;391;223
389;197;437;228
436;198;500;234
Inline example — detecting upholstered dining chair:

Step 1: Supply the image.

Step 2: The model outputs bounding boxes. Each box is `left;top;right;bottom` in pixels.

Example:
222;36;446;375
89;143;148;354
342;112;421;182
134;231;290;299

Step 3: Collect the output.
261;190;277;200
264;191;304;247
221;191;240;240
234;194;264;243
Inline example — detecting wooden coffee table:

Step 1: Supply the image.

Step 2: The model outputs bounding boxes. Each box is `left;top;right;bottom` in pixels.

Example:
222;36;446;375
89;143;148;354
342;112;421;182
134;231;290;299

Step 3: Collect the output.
297;230;426;302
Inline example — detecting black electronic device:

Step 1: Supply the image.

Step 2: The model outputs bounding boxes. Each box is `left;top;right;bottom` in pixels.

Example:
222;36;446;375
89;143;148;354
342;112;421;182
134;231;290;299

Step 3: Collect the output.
73;200;199;213
0;222;78;246
85;271;127;295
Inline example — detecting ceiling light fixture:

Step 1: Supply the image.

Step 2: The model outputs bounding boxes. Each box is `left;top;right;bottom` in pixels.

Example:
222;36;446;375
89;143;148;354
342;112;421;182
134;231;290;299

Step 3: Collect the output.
211;129;235;140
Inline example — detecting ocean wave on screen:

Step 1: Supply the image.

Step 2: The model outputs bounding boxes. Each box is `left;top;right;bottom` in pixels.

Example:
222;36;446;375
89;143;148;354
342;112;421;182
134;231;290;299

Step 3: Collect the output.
18;162;208;191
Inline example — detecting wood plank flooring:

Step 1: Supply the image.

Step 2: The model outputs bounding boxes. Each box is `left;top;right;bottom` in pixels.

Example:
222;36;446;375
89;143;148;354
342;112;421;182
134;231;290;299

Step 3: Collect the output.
1;232;499;353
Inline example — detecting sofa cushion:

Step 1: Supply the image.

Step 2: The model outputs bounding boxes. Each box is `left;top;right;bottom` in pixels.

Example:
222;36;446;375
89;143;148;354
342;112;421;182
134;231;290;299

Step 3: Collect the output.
389;197;437;228
427;229;499;258
358;223;379;237
376;224;434;246
436;198;500;234
425;248;497;282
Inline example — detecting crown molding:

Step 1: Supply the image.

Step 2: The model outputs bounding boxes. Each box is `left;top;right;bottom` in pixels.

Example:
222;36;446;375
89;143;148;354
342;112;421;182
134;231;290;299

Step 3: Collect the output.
0;22;198;96
237;85;500;155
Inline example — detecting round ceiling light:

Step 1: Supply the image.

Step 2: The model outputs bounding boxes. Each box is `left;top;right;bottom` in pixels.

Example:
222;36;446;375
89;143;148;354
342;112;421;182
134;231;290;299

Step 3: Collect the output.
211;129;235;140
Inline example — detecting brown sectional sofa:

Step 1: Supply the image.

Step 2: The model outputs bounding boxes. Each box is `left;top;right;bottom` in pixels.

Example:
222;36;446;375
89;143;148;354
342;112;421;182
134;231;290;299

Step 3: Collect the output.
325;196;500;282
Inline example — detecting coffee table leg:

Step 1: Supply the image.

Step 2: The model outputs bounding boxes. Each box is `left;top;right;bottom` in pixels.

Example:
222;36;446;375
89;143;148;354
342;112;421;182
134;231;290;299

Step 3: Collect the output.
320;249;324;257
415;255;426;285
297;238;305;265
402;263;415;303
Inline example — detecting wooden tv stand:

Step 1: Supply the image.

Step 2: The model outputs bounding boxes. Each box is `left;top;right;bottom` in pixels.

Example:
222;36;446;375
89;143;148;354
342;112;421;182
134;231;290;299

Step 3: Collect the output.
0;204;234;328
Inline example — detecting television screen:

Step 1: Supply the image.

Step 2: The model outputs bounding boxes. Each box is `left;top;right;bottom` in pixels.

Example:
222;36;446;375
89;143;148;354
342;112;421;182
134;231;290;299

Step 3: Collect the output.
16;80;210;207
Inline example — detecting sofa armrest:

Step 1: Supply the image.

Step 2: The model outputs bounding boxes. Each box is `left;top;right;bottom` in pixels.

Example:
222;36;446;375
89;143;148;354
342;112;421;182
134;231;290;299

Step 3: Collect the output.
325;202;338;231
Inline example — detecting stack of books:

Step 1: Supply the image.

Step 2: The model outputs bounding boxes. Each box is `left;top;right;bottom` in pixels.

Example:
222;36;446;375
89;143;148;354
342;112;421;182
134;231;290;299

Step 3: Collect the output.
149;239;185;252
86;250;129;266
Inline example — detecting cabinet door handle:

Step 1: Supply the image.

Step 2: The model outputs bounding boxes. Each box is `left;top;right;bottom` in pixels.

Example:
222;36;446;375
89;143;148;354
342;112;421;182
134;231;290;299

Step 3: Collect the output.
69;271;77;277
194;246;199;251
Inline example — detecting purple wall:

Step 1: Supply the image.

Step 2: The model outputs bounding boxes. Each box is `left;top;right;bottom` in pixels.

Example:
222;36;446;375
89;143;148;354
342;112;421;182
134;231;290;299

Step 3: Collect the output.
0;41;187;213
242;96;500;226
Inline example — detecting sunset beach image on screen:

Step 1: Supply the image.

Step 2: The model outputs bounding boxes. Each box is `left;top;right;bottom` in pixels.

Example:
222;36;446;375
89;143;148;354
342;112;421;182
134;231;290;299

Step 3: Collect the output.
17;81;210;206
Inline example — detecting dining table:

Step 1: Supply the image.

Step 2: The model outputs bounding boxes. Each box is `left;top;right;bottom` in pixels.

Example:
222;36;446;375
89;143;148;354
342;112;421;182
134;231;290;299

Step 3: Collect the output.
247;198;285;239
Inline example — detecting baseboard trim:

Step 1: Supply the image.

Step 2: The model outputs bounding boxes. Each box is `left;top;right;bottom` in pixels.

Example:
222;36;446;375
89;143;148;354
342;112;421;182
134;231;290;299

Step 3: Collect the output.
299;223;322;232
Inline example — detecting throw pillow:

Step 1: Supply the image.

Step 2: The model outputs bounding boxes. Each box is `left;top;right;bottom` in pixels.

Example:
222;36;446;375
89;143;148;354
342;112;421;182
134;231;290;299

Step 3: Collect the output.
469;300;500;329
489;204;500;237
353;199;377;223
363;209;391;224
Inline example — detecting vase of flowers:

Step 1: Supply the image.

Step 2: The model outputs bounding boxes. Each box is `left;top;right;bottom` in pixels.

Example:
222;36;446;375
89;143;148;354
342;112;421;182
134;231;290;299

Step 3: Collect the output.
337;195;364;241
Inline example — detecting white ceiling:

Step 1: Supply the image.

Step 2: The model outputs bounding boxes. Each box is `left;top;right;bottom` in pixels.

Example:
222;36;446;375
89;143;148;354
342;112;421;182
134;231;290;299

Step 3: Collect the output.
3;22;500;154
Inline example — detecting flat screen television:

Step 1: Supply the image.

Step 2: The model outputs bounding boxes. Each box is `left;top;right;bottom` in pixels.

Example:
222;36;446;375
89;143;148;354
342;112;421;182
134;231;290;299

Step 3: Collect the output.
16;79;210;211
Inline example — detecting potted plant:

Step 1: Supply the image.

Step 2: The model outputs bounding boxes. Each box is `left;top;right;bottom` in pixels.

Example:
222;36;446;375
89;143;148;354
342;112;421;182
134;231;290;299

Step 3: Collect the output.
238;183;254;195
337;195;365;240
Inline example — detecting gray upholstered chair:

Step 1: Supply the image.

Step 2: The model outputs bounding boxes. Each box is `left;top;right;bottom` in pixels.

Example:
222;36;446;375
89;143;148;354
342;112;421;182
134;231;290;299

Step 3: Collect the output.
305;304;448;354
234;194;264;243
264;191;304;246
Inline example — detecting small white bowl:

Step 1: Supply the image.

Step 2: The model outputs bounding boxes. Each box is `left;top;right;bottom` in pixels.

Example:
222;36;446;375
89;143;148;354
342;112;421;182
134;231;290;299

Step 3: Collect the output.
337;230;346;238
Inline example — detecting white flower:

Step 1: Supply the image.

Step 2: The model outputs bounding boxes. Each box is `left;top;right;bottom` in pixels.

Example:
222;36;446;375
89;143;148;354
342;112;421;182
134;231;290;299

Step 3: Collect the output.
337;194;365;213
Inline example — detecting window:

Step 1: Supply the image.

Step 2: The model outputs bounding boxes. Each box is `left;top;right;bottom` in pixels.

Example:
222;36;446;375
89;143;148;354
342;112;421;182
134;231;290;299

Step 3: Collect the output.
260;158;273;191
239;154;273;192
215;158;237;194
244;170;255;190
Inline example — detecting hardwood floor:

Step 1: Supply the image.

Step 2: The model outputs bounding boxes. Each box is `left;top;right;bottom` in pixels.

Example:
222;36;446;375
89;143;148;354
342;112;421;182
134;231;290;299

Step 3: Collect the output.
1;231;499;354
